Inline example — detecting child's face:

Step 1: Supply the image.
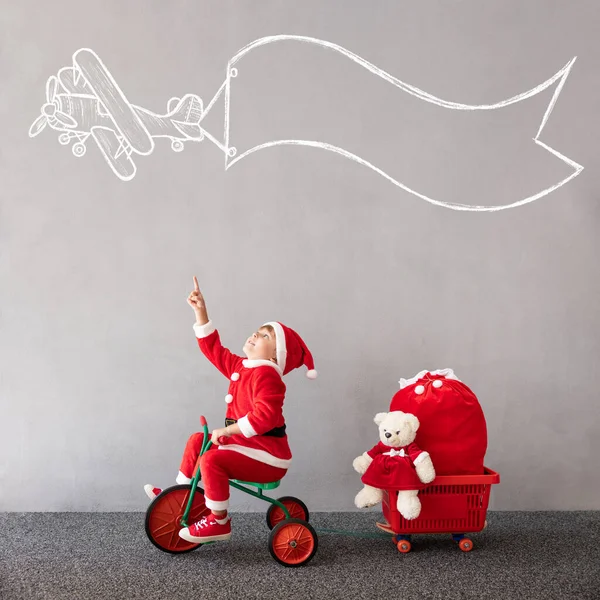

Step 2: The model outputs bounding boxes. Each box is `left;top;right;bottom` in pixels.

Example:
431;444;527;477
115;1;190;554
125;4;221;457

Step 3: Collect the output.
243;327;277;362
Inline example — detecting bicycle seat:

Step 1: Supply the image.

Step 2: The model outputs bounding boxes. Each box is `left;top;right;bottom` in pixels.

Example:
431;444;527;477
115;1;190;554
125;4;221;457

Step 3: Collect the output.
230;479;281;490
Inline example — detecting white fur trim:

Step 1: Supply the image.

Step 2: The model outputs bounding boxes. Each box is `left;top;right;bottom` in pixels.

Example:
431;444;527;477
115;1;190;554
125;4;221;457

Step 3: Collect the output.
264;322;286;374
414;385;425;395
237;415;258;438
225;394;233;404
230;372;240;381
399;368;460;389
175;471;203;487
217;445;291;469
193;320;216;339
413;451;430;465
306;369;318;379
176;471;192;485
204;496;229;511
242;359;283;376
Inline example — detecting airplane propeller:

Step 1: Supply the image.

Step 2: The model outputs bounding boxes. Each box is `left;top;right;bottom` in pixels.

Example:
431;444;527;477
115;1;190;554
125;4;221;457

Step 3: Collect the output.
28;75;77;137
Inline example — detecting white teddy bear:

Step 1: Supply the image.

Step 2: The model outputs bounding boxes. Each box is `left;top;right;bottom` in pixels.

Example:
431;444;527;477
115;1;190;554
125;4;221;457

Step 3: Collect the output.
353;411;436;520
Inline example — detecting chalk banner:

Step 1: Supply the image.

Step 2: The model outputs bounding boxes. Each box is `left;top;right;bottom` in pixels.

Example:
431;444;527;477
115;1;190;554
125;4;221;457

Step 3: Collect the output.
29;36;583;212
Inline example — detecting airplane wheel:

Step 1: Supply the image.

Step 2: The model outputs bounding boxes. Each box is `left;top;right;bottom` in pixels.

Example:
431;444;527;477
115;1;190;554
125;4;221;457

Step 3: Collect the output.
58;133;71;145
72;143;86;157
171;139;184;152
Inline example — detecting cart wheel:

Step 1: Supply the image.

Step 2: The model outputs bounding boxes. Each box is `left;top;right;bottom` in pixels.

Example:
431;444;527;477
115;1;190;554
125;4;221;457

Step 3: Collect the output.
268;518;318;567
397;539;412;553
266;496;310;530
145;484;210;554
459;538;473;552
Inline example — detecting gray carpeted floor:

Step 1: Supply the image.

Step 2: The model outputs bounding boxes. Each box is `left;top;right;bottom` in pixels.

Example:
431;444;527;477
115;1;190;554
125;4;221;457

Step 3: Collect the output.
1;512;598;600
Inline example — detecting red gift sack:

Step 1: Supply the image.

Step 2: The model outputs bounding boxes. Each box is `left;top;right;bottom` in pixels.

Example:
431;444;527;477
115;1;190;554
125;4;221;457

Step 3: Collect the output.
389;369;487;475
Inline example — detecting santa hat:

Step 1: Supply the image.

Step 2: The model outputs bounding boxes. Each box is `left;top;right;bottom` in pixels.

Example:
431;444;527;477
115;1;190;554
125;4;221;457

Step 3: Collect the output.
263;322;317;379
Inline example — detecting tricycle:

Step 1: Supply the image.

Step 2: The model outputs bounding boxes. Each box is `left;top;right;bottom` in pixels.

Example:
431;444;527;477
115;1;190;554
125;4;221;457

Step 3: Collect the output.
144;416;318;567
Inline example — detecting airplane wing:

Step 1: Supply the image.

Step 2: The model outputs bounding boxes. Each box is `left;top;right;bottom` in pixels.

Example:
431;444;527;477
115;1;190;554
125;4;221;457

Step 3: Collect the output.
74;49;154;155
91;126;136;181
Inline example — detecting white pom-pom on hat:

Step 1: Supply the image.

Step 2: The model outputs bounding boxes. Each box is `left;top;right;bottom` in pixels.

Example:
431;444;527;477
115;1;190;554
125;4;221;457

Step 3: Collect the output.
306;369;318;379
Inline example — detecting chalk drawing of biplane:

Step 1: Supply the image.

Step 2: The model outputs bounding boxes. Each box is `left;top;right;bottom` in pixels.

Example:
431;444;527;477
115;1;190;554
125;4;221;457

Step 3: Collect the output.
28;49;204;181
29;39;582;211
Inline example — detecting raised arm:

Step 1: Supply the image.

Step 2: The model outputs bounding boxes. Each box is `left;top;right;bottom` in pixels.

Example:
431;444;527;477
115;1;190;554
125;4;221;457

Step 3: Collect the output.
188;277;243;377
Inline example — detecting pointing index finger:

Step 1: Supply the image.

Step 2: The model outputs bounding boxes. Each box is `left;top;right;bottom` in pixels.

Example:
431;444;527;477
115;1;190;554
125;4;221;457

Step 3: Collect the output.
193;276;199;292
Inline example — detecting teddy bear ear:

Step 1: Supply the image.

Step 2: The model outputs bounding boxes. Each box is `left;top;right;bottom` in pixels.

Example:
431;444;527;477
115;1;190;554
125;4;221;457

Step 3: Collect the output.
374;412;388;426
407;414;420;433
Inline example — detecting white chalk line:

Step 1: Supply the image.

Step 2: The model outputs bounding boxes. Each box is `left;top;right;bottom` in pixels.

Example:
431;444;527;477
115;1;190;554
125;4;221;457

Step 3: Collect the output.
28;38;583;208
220;35;582;211
228;35;576;112
225;139;581;212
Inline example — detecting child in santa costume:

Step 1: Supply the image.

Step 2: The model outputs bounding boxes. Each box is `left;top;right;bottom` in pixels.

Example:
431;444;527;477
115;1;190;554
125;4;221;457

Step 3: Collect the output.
144;276;317;544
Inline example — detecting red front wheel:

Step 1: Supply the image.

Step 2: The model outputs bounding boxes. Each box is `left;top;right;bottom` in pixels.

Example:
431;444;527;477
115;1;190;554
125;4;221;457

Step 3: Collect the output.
145;485;210;554
268;519;318;567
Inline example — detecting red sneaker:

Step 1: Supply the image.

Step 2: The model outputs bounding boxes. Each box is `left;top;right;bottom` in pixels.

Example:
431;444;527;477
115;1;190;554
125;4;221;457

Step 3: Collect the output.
144;484;163;500
178;514;232;543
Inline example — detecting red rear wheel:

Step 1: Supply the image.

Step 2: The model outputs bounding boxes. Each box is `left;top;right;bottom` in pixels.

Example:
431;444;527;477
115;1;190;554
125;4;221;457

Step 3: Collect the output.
459;538;473;552
397;540;412;553
268;519;318;567
145;485;210;554
266;496;309;529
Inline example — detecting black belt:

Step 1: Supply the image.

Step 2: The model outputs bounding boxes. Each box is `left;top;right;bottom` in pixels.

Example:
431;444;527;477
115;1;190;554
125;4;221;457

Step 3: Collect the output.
225;418;287;438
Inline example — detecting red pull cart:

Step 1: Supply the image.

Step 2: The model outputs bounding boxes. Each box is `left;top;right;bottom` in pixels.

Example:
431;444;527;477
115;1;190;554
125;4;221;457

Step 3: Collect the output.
377;467;500;553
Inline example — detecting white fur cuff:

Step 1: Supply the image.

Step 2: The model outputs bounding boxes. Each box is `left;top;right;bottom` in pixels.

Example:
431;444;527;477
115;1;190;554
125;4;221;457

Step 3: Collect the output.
193;320;216;339
176;471;192;485
205;496;229;511
237;415;258;438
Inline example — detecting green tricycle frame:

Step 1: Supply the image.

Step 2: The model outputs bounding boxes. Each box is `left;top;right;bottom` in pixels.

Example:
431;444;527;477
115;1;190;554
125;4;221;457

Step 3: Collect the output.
145;415;318;567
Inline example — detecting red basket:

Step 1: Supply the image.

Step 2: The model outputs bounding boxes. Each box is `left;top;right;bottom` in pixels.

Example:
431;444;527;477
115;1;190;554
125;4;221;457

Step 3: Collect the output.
382;467;500;535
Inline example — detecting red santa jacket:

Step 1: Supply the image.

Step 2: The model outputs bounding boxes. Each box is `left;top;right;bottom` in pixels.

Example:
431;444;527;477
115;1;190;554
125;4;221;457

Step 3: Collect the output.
194;321;292;469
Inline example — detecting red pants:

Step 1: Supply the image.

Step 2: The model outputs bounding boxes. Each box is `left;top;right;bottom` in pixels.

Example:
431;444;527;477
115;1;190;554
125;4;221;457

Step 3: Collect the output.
177;432;287;511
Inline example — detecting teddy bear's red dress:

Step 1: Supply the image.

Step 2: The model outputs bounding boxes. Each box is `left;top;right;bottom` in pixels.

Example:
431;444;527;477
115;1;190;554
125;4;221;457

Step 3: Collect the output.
361;441;429;490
